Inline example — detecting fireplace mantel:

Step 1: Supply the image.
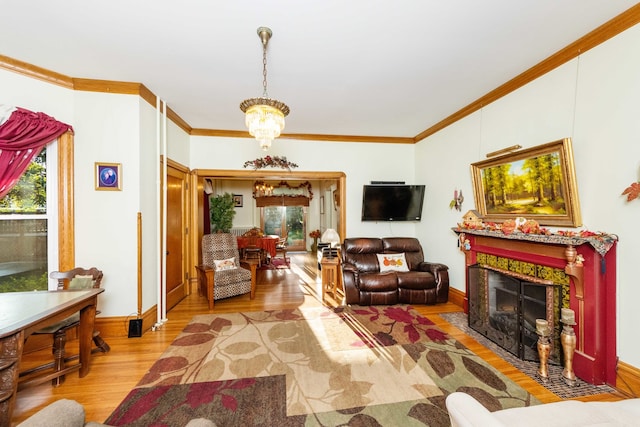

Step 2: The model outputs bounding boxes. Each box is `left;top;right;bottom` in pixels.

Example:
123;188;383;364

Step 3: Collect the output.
453;227;618;386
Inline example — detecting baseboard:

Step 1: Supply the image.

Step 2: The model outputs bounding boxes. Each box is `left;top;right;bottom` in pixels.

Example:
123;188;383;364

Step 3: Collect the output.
448;286;465;309
95;305;158;338
617;360;640;397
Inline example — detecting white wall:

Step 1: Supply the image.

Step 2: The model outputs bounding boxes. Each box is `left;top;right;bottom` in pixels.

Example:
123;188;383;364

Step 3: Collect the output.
416;24;640;368
72;91;142;318
190;136;419;239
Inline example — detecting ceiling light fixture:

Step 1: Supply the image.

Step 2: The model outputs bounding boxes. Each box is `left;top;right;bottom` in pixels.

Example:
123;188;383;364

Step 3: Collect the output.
240;27;290;151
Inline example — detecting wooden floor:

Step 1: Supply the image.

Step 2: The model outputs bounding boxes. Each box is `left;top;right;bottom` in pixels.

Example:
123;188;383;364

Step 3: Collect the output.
11;253;626;425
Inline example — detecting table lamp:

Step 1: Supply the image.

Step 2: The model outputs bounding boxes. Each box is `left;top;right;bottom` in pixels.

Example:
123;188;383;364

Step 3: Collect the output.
321;228;340;259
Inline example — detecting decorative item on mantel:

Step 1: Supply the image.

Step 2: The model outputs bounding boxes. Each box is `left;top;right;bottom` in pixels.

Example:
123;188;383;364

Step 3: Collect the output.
454;220;618;258
461;210;483;228
243;156;298;171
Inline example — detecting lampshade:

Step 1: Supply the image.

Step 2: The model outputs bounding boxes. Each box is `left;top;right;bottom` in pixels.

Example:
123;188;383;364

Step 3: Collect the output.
321;228;340;245
240;27;289;151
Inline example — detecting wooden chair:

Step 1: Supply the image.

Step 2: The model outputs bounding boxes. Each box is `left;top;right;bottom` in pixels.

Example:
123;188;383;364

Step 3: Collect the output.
242;227;264;266
195;233;254;310
19;267;109;388
274;234;289;264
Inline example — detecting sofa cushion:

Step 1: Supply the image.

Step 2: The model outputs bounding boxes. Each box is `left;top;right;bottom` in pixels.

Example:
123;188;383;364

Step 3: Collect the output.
382;237;424;269
358;272;398;292
397;271;436;289
342;238;384;273
18;399;86;427
493;400;638;427
446;391;640;427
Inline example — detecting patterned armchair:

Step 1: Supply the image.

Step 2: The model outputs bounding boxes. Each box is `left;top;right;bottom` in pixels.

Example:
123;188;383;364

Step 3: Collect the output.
195;233;254;310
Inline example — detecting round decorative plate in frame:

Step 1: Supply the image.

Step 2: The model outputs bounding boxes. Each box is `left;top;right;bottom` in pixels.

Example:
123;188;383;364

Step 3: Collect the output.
95;162;122;190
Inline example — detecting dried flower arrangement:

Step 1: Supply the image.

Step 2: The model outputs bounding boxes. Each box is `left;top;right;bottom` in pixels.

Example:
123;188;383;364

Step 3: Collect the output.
243;156;298;171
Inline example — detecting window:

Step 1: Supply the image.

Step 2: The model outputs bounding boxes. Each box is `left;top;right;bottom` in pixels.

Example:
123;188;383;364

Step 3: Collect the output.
0;141;60;292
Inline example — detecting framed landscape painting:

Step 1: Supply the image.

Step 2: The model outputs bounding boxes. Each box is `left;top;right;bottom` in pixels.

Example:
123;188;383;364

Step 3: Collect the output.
471;138;582;227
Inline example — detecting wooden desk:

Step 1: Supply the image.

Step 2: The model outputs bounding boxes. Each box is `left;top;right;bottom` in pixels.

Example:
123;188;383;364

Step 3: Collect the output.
321;257;342;302
0;289;104;425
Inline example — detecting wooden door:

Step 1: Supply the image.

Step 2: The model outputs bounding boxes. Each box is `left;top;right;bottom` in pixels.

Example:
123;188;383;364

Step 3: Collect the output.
165;162;188;311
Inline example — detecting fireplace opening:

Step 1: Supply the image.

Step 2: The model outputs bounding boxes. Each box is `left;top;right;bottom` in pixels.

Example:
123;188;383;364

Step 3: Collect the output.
468;264;562;364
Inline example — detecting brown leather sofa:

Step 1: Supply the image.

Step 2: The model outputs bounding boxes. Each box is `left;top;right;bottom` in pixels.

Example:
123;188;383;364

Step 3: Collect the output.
341;237;449;305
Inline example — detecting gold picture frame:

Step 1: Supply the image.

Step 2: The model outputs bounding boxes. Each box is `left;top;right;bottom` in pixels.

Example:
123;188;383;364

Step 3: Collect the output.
95;162;122;191
471;138;582;227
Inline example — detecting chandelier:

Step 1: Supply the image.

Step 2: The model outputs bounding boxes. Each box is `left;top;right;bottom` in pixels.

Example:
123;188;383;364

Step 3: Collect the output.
240;27;290;151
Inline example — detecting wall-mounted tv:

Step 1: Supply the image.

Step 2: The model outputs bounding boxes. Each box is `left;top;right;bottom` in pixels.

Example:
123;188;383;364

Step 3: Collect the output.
361;184;426;221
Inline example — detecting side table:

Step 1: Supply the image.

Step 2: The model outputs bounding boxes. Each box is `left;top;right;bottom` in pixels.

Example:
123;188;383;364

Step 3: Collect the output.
321;257;342;302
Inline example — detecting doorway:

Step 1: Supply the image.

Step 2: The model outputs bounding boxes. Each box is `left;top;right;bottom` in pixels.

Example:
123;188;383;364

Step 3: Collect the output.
262;206;306;251
164;159;189;312
189;170;346;289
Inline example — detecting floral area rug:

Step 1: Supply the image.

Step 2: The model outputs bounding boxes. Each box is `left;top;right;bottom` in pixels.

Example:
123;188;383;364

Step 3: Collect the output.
106;305;538;426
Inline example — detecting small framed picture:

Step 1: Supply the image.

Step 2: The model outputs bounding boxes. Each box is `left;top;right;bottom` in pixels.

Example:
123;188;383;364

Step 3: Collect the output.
95;162;122;191
233;194;243;207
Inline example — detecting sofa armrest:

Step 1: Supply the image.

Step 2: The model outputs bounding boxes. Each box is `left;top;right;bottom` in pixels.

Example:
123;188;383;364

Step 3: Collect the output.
340;263;361;304
416;261;449;302
445;392;508;427
418;262;448;274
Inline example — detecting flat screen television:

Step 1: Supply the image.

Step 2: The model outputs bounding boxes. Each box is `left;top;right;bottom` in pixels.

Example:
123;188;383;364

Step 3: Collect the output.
361;184;426;221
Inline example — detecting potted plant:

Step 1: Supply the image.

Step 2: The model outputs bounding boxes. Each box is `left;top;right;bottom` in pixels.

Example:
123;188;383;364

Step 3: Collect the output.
210;192;236;233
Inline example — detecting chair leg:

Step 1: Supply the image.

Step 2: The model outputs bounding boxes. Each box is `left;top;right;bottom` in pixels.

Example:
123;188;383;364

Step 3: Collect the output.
51;330;67;386
92;331;110;353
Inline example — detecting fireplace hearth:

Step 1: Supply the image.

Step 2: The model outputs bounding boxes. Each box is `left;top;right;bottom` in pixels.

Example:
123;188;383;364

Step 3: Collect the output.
468;265;562;364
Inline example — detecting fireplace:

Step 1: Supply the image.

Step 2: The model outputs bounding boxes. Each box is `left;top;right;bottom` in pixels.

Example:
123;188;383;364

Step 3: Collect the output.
468;265;562;364
455;228;617;386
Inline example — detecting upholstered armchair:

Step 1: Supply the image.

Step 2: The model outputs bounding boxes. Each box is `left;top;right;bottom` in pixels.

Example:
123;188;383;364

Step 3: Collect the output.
195;233;255;310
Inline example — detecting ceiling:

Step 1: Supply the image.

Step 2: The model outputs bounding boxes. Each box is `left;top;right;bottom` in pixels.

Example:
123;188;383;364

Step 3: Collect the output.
2;1;638;140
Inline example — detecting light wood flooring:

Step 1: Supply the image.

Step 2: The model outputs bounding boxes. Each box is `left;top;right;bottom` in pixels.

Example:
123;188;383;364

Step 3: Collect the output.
11;253;626;425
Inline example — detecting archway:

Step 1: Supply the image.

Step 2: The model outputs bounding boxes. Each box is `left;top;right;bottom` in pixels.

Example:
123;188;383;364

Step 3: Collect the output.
188;169;346;288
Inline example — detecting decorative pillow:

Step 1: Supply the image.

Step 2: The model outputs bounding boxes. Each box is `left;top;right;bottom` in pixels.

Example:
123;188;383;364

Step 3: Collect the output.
214;257;236;271
377;253;409;272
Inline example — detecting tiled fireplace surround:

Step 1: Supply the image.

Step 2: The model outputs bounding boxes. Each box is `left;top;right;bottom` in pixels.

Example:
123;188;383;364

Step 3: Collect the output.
456;229;617;386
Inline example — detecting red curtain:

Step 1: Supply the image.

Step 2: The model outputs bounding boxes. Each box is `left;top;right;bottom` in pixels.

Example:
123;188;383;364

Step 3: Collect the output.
0;107;73;198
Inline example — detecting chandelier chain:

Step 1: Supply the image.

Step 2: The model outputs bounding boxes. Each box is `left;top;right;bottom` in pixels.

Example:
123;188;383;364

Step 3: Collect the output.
262;44;269;98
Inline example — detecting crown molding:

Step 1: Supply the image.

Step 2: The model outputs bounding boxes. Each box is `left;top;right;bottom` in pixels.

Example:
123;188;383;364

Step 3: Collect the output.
414;3;640;142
